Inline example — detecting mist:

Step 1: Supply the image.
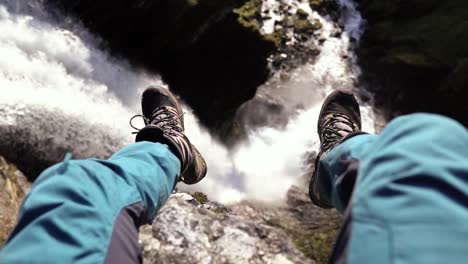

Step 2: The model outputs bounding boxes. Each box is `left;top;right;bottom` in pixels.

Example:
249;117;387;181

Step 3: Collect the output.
0;0;373;204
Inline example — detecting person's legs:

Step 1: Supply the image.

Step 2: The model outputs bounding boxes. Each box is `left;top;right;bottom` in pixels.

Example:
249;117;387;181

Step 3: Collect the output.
0;142;180;263
313;133;377;212
309;90;364;210
315;112;468;263
0;86;208;264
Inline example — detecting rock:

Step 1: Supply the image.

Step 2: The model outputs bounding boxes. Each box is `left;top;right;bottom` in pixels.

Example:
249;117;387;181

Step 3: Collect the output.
140;194;314;264
0;105;124;180
230;185;342;264
357;0;468;126
309;0;340;18
140;168;341;264
262;2;331;72
232;0;344;132
0;157;31;247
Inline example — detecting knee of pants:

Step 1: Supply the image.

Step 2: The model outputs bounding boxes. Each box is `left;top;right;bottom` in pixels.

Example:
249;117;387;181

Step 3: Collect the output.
346;114;468;264
381;113;468;150
354;113;468;219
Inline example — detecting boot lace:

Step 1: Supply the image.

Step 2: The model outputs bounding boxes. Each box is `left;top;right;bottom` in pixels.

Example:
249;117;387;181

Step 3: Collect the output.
130;107;185;135
319;113;356;151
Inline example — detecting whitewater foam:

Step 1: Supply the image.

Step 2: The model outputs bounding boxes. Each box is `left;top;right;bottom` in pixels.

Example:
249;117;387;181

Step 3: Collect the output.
0;0;373;204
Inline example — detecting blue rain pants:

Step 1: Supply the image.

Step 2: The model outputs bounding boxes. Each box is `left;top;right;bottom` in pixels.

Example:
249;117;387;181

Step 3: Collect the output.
316;113;468;264
0;142;180;264
2;113;468;264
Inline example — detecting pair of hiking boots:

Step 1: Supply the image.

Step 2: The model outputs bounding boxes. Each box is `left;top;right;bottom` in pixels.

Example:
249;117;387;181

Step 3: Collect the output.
135;87;362;208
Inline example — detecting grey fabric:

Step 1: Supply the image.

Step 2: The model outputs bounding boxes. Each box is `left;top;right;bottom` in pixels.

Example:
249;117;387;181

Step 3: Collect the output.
334;158;359;209
104;202;146;264
328;157;360;263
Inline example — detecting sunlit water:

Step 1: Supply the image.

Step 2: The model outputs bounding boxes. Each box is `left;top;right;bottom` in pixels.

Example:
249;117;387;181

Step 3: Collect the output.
0;0;373;204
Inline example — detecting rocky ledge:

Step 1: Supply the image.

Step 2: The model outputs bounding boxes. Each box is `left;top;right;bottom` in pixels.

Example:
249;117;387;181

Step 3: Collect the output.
141;185;341;264
140;193;313;264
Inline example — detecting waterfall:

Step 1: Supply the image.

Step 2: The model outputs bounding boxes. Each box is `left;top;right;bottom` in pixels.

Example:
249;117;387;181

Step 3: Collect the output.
0;0;373;204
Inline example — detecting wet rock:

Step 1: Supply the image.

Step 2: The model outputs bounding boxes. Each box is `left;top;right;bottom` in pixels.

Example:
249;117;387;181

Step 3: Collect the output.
261;2;330;72
0;105;124;180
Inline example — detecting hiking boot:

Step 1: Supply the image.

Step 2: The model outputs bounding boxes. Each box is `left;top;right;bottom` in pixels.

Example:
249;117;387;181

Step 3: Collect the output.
309;90;362;208
134;86;207;184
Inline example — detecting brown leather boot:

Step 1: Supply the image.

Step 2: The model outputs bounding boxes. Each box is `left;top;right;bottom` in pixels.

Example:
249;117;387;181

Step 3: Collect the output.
135;86;207;184
309;90;362;207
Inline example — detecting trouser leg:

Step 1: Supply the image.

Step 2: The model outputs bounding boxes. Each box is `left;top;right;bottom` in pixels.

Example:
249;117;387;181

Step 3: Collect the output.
0;142;180;264
313;133;377;212
322;114;468;264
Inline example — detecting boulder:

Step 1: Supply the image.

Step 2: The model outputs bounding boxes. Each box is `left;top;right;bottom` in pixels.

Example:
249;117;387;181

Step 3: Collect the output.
141;181;342;264
0;105;124;181
140;193;315;264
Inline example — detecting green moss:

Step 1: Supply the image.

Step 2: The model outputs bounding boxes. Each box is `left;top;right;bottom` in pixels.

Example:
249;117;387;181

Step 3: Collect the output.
263;31;283;47
233;0;263;32
309;0;323;6
293;9;321;34
191;192;208;204
262;214;340;264
234;1;325;50
190;192;230;214
312;19;322;30
294;19;314;33
296;8;309;19
357;0;468;126
294;231;338;264
187;0;199;7
383;52;434;68
212;207;230;214
365;0;468;68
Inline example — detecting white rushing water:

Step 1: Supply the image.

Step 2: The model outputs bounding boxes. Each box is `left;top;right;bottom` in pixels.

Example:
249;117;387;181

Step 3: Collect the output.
0;0;373;204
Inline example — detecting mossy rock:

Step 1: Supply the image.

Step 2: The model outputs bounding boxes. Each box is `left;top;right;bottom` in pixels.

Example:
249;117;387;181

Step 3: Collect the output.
309;0;340;17
191;192;209;204
296;8;310;19
0;157;30;247
261;210;340;264
357;0;468;126
212;207;230;214
233;0;263;32
294;231;339;264
382;52;437;68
